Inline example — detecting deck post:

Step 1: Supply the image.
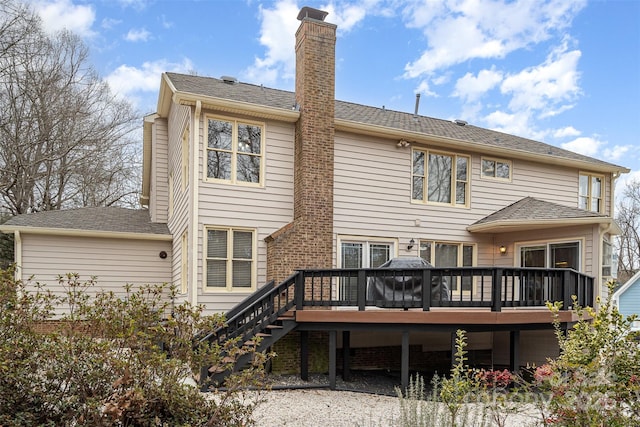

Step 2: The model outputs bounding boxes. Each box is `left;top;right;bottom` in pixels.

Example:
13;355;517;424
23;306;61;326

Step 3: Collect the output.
342;331;351;381
450;331;456;369
491;268;503;312
422;269;431;311
300;331;309;381
563;270;572;310
401;331;409;391
295;272;304;310
357;270;366;310
329;330;337;390
509;330;520;373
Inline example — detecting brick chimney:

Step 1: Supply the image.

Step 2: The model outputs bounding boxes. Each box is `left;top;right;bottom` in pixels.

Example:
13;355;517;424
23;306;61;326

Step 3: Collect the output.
266;7;336;283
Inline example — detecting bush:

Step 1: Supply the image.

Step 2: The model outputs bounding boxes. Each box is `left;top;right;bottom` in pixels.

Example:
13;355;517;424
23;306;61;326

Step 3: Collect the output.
532;282;640;426
0;268;270;426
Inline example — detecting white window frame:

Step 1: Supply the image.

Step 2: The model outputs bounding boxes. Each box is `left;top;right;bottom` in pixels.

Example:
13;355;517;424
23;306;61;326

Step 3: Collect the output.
204;226;257;293
602;240;613;278
337;236;397;301
578;172;604;214
480;156;512;181
411;148;470;207
204;115;265;187
419;240;476;296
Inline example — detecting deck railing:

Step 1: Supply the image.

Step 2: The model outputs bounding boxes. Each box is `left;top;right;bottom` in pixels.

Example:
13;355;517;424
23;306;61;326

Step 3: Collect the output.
200;266;593;346
296;266;594;312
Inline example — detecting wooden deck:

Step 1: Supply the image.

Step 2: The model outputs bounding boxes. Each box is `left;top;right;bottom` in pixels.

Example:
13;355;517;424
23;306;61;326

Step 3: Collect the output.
294;307;584;326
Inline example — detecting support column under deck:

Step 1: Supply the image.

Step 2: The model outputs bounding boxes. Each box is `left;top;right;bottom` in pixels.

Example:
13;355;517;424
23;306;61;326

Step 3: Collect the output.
300;331;309;381
342;331;351;381
401;331;409;391
329;330;337;390
509;330;520;372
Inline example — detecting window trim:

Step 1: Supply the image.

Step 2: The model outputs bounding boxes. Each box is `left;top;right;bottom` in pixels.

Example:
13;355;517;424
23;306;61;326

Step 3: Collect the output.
337;236;398;268
602;240;613;278
203;226;257;293
480;156;512;181
204;114;265;187
515;238;585;271
411;148;470;208
418;240;476;295
578;172;605;214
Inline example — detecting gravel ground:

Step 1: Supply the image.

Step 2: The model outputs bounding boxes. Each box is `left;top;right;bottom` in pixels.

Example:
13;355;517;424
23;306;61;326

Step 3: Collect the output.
248;371;545;426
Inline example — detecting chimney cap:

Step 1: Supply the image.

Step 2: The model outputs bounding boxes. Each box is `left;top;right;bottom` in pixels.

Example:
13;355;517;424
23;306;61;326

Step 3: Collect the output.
297;6;329;21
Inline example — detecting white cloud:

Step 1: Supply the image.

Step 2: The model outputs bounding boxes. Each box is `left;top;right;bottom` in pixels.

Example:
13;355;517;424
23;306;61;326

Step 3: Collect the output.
105;58;194;111
483;109;540;139
501;38;581;113
101;18;122;30
553;126;581;138
124;28;152;42
561;136;602;157
31;0;96;37
453;67;503;103
243;0;300;85
603;145;633;162
402;0;586;79
160;15;173;29
245;0;379;85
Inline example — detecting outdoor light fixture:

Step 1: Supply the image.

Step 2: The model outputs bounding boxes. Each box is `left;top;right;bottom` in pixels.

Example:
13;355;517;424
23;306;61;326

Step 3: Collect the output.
499;245;507;255
407;239;415;250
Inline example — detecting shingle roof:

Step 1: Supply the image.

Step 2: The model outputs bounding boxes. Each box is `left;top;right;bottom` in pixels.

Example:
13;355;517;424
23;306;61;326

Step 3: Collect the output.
165;72;625;171
1;207;170;235
472;197;606;226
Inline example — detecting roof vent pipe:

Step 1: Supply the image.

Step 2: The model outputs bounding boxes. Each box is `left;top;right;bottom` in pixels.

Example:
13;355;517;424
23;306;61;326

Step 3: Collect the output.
413;93;421;117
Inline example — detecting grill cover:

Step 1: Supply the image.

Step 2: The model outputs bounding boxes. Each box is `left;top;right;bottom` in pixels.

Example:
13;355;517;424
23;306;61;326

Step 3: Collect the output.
366;257;450;304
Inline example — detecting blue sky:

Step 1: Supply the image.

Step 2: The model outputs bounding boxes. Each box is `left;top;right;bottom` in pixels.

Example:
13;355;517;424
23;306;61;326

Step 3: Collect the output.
27;0;640;194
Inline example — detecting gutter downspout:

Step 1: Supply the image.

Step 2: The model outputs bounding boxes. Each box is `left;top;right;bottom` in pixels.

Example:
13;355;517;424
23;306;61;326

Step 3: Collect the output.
14;230;21;281
190;101;201;307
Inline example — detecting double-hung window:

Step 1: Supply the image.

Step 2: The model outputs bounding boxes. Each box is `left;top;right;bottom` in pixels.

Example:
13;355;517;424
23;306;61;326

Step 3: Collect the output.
205;227;255;291
419;241;475;294
206;117;264;185
578;173;603;213
412;149;469;206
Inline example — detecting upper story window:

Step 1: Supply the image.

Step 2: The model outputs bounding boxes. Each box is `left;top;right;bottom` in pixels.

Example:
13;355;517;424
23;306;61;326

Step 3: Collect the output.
579;173;603;213
481;157;511;180
205;227;255;291
412;149;469;207
206;117;264;185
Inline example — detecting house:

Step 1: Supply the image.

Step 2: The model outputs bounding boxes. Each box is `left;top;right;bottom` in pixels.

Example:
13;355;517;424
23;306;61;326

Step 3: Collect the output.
613;272;640;331
0;7;629;385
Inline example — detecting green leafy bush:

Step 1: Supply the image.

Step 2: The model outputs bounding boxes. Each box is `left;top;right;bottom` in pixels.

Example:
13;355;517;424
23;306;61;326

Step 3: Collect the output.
533;282;640;426
0;268;270;426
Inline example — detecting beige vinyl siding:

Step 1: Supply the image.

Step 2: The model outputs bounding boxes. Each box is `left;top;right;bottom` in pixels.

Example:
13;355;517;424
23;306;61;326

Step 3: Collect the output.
334;132;605;262
19;234;172;314
167;105;192;303
150;119;169;223
196;119;295;313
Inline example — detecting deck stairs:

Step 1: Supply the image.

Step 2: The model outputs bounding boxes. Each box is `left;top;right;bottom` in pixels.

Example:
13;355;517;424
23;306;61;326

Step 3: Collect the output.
197;274;299;389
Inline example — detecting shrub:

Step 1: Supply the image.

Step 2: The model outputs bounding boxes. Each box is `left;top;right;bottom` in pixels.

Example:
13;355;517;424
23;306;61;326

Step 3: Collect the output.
0;269;270;426
532;282;640;426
